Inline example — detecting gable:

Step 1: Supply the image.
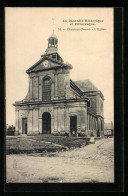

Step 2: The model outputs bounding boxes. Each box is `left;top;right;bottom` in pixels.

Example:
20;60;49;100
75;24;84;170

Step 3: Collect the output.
26;57;62;73
26;56;72;74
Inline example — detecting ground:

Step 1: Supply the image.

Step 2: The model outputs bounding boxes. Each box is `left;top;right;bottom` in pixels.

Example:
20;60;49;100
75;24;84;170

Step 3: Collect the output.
6;137;114;183
6;135;90;154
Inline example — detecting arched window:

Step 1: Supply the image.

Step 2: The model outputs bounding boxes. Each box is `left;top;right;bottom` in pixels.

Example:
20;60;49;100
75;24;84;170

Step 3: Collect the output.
42;77;51;100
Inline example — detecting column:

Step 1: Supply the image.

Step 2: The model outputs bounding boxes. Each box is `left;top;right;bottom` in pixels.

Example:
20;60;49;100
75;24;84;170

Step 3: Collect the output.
88;114;89;130
51;116;54;133
33;77;39;99
33;107;39;132
85;107;87;130
103;119;104;132
62;107;65;131
28;109;33;133
64;71;69;98
87;114;88;130
18;116;22;134
64;107;67;132
88;115;90;130
96;118;97;130
92;116;94;130
77;111;81;130
97;118;101;131
29;78;33;99
90;115;92;130
39;76;42;100
54;107;58;132
58;107;61;131
59;108;62;131
88;114;91;136
67;107;70;133
80;106;86;131
54;74;57;97
51;107;54;133
92;116;93;130
51;81;54;100
39;118;42;134
60;108;62;131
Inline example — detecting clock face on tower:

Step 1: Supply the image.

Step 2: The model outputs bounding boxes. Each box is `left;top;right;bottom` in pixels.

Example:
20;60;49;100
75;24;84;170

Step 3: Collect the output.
43;60;49;68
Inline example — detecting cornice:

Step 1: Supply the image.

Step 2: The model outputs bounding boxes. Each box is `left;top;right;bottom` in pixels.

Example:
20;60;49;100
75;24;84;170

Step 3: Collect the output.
13;97;90;107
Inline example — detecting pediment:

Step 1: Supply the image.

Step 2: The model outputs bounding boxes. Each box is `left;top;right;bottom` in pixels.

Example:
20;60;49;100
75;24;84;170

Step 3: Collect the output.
26;57;63;73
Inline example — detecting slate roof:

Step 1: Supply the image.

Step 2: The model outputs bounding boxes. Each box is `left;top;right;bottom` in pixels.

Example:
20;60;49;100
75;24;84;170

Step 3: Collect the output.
74;80;99;92
45;46;58;55
48;32;58;40
41;52;64;62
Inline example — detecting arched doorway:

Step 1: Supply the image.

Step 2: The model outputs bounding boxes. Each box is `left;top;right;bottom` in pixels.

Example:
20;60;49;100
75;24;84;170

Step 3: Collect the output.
42;112;51;134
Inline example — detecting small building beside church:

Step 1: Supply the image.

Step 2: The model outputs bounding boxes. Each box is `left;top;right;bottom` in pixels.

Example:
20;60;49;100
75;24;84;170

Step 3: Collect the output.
104;122;114;136
13;33;104;137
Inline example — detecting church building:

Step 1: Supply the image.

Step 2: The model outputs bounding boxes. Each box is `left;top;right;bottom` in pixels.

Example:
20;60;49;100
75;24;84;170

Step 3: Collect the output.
13;33;104;137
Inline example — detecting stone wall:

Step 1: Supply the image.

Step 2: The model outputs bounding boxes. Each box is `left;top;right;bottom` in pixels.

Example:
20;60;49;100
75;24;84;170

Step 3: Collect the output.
15;101;88;135
96;95;104;117
87;96;97;115
24;67;72;102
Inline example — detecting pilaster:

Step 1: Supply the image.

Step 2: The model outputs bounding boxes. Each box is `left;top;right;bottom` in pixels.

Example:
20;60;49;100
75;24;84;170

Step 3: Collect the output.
58;107;61;131
28;109;33;133
53;107;57;131
54;73;58;97
33;107;39;132
39;117;42;133
29;77;33;99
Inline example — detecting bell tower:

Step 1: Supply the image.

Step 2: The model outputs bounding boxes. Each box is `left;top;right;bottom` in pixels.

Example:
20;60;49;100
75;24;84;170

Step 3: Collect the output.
48;34;58;48
45;19;59;55
45;33;58;54
41;31;63;62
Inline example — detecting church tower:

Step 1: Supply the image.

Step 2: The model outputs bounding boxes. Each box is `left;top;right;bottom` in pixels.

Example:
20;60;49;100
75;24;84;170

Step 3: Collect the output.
21;33;73;102
47;33;58;52
41;33;64;63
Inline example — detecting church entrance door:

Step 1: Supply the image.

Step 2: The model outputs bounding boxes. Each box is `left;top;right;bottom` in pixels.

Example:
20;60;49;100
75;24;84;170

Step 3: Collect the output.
22;118;27;134
42;112;51;134
70;116;77;135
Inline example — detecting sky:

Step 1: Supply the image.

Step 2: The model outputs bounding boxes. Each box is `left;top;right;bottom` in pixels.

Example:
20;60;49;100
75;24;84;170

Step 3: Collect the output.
5;8;114;125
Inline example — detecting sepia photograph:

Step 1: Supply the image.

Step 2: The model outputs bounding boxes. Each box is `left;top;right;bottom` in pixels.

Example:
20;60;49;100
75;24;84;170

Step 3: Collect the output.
5;7;114;184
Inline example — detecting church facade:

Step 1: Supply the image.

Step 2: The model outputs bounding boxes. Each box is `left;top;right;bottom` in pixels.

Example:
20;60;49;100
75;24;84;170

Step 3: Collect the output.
13;33;104;137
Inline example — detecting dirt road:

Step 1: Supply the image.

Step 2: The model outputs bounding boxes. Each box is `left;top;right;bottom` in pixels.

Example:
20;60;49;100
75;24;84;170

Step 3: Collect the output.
6;138;114;183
